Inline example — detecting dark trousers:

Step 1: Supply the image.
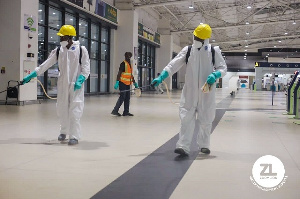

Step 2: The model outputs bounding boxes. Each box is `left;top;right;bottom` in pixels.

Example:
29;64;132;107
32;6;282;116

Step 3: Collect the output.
113;82;131;114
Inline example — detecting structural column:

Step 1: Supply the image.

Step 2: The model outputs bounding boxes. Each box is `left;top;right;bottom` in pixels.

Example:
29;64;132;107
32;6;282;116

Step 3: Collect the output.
111;10;138;92
156;18;173;89
0;0;38;102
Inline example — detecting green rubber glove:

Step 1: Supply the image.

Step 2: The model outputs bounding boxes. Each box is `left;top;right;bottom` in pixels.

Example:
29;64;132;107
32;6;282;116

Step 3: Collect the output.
114;81;119;90
151;70;169;87
22;71;37;84
134;82;138;88
74;74;86;91
207;71;221;85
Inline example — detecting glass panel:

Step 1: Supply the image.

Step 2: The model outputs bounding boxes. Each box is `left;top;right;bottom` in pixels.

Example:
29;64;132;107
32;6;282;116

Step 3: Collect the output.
142;43;146;54
79;18;88;37
147;45;150;56
90;41;99;59
90;59;98;92
37;76;44;96
147;56;150;67
65;13;76;27
151;46;155;57
38;26;45;52
38;3;45;25
142;55;146;67
101;43;108;60
100;61;108;92
48;28;60;51
91;23;99;41
101;27;108;43
48;7;62;29
79;37;88;47
47;65;59;95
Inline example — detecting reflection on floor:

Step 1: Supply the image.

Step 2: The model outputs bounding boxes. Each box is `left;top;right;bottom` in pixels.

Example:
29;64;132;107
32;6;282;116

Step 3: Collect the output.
0;89;299;199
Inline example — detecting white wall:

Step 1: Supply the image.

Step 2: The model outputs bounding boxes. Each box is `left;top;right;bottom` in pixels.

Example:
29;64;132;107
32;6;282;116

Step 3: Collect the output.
0;0;38;101
223;72;255;91
137;8;159;32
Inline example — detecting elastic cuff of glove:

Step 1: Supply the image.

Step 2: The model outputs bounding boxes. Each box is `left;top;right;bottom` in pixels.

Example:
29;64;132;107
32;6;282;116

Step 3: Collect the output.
214;71;221;79
160;70;169;80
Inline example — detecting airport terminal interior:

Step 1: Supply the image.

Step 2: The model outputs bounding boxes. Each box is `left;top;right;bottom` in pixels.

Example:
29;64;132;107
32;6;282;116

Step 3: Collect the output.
0;0;300;198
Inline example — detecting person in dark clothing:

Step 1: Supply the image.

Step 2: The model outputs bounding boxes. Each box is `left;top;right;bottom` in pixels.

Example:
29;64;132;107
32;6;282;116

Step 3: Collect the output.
111;52;138;116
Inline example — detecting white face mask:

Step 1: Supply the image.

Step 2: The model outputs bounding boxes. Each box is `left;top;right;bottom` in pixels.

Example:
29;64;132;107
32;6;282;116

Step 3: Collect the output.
193;40;203;48
60;41;68;47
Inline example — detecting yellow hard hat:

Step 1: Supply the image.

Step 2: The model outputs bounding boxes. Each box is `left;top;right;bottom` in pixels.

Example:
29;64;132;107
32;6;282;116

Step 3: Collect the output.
193;24;212;39
57;25;76;36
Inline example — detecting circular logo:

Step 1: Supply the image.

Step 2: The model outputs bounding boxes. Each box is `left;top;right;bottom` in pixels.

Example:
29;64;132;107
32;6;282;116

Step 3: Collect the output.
250;155;288;191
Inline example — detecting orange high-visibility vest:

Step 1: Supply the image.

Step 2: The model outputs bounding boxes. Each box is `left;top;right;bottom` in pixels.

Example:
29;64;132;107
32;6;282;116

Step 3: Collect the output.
120;61;133;85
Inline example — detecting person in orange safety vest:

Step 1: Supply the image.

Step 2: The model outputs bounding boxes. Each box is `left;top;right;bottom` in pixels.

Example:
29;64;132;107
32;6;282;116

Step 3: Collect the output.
111;52;139;116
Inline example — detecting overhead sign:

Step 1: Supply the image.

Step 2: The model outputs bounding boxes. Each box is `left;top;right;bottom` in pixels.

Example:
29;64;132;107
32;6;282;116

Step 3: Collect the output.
255;62;300;68
138;23;160;45
67;0;118;24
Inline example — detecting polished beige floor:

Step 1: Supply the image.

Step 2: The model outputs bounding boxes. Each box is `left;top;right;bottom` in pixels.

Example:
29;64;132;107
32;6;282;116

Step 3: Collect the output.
0;89;299;199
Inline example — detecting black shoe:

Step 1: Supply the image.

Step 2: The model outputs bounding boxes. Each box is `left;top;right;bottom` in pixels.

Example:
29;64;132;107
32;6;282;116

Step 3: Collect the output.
123;113;134;116
58;134;66;141
111;110;121;116
68;139;78;145
200;148;210;154
174;148;189;156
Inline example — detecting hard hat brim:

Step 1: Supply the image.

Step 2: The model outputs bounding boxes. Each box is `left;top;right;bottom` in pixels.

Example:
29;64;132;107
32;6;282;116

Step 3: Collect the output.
57;33;65;36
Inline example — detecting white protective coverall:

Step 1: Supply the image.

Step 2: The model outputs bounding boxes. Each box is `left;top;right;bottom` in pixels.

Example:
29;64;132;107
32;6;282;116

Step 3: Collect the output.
163;39;227;154
35;41;90;140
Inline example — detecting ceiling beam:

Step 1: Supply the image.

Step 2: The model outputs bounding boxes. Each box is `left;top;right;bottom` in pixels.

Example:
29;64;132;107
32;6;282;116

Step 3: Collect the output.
212;34;300;45
171;19;300;33
134;0;207;9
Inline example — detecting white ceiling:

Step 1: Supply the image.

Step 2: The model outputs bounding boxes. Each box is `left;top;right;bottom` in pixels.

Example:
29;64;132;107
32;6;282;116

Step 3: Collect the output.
129;0;300;53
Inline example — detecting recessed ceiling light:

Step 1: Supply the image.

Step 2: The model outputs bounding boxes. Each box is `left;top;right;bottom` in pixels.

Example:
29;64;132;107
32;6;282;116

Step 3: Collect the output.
274;46;277;47
293;21;296;25
245;45;248;48
247;5;252;9
244;57;246;59
278;41;281;42
245;49;248;51
246;32;249;35
285;32;288;35
246;22;249;25
189;5;193;9
212;40;215;42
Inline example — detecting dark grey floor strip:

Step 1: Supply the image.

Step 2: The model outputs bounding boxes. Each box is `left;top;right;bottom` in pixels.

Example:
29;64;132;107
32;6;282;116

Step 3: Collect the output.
91;96;234;199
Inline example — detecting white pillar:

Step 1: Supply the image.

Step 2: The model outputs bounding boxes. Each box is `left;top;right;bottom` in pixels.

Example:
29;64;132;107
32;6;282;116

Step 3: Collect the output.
255;68;263;91
156;35;173;89
112;10;138;92
0;0;38;102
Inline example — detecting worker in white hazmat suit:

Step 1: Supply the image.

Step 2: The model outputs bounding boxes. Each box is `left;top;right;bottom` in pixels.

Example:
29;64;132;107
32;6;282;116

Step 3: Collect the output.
151;24;227;155
22;25;90;145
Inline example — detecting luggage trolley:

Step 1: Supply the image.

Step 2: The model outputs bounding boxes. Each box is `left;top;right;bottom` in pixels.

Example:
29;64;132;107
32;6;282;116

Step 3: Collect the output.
5;80;22;105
